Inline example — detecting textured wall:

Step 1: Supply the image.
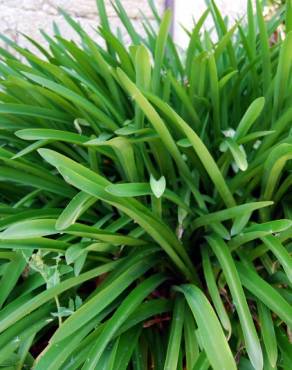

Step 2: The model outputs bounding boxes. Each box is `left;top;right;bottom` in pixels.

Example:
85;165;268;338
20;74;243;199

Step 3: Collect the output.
0;0;251;52
0;0;165;51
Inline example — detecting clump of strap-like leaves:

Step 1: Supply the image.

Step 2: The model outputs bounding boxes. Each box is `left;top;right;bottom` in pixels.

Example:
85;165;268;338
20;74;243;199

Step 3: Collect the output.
0;0;291;369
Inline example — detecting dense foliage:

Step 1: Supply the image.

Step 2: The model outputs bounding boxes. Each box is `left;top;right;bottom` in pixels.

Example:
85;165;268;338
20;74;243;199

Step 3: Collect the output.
0;0;291;369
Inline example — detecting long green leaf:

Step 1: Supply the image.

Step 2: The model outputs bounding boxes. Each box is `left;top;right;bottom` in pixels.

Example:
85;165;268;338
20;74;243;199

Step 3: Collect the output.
176;284;236;370
207;235;263;370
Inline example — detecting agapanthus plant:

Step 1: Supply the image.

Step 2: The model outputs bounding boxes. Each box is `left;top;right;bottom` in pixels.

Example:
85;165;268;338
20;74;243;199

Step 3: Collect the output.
0;0;291;369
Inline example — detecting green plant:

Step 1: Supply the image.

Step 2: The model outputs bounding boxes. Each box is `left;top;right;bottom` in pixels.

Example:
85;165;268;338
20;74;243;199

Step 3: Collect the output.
0;0;291;368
